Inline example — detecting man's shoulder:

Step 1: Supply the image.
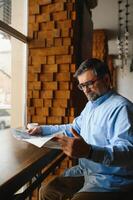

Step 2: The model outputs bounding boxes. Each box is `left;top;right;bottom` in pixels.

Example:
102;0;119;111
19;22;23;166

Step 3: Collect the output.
109;92;133;108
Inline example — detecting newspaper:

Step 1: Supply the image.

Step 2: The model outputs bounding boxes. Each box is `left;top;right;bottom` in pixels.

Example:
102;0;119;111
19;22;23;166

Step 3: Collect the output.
12;128;63;148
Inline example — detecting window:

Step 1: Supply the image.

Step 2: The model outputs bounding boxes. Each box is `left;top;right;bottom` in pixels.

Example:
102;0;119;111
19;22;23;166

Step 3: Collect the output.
0;0;11;24
0;107;10;129
0;0;28;130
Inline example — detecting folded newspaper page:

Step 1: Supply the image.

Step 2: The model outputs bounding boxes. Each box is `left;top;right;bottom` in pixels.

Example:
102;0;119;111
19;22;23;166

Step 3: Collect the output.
12;128;63;148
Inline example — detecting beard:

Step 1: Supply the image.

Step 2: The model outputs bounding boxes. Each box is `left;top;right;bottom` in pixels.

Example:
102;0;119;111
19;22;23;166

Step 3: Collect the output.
86;92;101;101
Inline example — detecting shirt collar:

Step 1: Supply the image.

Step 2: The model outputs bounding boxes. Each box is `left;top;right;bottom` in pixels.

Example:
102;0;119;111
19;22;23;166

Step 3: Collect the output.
90;90;114;108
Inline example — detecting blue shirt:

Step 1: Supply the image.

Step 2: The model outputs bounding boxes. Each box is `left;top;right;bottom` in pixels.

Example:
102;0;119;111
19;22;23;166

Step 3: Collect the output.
41;90;133;192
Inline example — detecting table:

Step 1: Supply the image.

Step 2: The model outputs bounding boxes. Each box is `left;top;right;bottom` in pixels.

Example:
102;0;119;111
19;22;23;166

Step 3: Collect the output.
0;129;66;200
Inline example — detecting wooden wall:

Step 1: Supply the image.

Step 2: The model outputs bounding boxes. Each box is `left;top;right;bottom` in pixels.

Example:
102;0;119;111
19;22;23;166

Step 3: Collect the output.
27;0;78;125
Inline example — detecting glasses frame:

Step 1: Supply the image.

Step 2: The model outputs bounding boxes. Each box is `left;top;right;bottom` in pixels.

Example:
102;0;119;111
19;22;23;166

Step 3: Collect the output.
78;78;100;91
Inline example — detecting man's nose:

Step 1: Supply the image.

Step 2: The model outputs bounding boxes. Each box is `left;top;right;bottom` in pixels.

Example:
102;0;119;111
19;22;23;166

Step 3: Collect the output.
83;85;91;93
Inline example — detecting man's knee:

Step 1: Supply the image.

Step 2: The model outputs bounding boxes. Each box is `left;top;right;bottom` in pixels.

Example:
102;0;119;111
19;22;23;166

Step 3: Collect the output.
39;177;60;200
39;175;85;200
39;176;68;200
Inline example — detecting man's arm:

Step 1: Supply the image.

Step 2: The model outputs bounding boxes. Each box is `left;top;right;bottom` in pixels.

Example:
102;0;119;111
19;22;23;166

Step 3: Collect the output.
89;105;133;167
55;105;133;167
27;110;83;136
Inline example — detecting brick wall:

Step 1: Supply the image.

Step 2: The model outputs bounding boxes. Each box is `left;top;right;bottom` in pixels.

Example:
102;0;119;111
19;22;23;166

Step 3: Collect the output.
27;0;79;125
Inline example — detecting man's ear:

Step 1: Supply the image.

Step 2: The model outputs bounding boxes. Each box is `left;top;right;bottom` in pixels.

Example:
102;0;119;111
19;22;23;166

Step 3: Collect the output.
103;74;111;88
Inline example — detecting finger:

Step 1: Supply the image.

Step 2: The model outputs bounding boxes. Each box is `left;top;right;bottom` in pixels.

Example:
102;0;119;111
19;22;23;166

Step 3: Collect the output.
54;137;66;144
27;128;33;133
51;137;57;141
53;136;63;142
54;136;70;150
54;134;64;139
26;128;33;134
27;127;38;135
71;128;80;138
63;147;74;158
54;134;69;143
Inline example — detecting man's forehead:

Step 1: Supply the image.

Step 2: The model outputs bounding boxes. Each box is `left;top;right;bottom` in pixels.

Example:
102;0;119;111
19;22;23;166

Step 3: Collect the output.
77;69;96;79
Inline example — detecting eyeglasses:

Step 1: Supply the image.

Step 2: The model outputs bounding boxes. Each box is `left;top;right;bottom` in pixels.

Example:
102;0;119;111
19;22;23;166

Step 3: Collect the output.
78;78;100;91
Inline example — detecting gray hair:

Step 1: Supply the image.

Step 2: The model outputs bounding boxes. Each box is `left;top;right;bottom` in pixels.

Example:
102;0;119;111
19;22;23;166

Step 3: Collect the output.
74;58;111;79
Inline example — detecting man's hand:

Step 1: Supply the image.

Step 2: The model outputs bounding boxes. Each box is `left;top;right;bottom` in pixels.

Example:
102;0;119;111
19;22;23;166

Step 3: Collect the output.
27;126;42;135
54;128;91;158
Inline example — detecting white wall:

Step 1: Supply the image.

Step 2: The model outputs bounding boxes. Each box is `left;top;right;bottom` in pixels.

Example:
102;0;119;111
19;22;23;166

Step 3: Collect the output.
92;0;133;102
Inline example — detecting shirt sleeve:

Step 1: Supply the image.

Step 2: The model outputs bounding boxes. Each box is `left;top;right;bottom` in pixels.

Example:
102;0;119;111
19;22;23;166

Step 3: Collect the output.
40;110;83;137
90;105;133;167
40;124;72;136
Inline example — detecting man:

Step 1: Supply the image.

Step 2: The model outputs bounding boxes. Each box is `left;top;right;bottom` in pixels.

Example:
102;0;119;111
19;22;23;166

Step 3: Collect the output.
28;58;133;200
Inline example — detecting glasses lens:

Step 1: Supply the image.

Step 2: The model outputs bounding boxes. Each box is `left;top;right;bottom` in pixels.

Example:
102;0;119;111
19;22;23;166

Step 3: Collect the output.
78;79;99;91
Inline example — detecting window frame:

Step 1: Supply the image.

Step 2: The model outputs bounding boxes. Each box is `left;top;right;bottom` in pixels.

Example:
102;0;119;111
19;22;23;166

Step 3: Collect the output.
0;2;29;128
0;20;28;43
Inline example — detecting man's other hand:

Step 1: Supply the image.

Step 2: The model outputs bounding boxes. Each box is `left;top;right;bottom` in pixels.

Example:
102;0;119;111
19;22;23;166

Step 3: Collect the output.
54;128;91;158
